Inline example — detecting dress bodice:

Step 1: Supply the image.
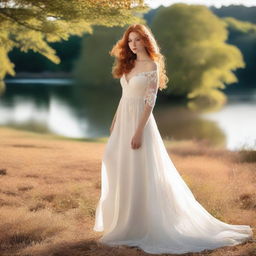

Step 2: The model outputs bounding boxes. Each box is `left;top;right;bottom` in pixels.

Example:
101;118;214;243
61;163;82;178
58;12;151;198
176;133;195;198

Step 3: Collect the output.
120;70;157;98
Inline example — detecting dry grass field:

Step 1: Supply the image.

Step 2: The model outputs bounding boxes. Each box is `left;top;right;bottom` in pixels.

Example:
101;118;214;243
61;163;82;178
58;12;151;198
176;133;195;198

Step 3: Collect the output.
0;126;255;256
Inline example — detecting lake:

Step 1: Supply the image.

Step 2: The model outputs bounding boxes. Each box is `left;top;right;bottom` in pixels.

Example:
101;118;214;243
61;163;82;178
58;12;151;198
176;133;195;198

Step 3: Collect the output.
1;78;255;151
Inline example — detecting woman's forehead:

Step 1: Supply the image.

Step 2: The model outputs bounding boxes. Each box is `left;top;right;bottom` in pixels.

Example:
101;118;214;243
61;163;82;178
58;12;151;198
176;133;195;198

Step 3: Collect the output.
128;31;140;40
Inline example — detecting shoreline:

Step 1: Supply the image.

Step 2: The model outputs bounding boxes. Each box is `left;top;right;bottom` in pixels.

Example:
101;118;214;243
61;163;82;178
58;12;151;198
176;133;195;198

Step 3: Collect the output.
5;72;73;79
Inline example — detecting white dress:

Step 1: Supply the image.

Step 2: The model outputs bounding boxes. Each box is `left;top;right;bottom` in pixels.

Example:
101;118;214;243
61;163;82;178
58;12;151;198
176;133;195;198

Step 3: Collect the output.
93;66;253;254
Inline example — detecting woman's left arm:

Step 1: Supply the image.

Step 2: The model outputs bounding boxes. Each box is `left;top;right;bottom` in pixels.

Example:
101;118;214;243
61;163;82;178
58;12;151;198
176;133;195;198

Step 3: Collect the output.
131;64;159;149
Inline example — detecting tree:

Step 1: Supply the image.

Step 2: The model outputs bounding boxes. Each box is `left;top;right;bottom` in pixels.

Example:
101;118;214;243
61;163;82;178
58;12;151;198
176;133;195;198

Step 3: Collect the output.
0;0;149;81
151;4;246;110
222;16;256;33
73;26;125;87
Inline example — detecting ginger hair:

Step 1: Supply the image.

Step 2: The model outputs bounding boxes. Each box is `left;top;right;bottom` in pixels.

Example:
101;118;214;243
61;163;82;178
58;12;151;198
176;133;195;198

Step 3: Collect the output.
109;24;169;90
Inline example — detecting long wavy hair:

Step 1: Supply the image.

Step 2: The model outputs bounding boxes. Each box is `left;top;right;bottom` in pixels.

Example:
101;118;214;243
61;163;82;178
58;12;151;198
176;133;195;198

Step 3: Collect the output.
109;24;169;90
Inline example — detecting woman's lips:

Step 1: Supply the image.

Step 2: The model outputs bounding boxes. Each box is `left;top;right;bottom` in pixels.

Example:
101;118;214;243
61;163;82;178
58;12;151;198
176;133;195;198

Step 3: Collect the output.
133;48;137;50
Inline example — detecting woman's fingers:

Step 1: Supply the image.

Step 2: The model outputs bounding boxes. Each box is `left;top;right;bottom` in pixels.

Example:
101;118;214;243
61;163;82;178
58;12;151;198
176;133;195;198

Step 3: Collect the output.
131;138;134;149
131;138;141;149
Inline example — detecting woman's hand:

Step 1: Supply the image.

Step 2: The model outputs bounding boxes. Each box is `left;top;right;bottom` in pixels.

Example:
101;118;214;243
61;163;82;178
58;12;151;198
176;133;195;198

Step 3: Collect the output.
131;130;143;149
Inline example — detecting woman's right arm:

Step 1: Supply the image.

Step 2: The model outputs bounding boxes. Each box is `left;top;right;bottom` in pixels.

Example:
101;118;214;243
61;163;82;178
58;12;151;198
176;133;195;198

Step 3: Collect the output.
109;97;122;134
110;109;117;134
109;98;122;134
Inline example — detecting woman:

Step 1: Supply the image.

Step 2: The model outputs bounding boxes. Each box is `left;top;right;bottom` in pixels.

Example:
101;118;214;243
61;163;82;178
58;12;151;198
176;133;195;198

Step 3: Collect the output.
93;24;253;254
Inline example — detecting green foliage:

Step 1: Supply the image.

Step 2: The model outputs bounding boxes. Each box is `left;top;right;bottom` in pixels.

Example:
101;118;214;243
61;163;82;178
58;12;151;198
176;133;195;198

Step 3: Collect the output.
151;4;246;108
8;36;82;72
0;0;149;79
222;17;256;33
0;80;6;95
73;26;127;87
211;7;256;88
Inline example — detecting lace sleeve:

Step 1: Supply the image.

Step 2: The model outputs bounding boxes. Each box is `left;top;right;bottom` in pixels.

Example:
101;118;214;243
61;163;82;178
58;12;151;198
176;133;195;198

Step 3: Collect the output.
143;68;159;108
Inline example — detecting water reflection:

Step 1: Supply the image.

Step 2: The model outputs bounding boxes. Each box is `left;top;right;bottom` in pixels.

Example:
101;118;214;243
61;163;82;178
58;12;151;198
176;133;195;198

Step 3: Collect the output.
201;103;256;151
0;80;255;151
0;80;121;138
154;105;226;148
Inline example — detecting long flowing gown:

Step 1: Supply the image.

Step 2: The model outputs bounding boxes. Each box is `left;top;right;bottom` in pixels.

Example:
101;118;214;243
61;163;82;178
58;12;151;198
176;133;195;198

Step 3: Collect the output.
93;66;253;254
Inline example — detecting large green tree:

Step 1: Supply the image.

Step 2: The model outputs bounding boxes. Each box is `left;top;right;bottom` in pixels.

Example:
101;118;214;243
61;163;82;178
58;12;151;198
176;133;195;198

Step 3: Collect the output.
0;0;148;81
151;4;250;109
73;25;125;87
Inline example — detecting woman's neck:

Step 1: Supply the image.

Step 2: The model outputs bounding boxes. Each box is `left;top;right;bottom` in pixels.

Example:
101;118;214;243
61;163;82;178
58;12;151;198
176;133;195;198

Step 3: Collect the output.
136;52;151;61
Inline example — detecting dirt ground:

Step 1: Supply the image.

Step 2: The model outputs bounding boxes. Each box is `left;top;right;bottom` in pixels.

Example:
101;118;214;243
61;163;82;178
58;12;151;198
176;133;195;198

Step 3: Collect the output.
0;126;255;256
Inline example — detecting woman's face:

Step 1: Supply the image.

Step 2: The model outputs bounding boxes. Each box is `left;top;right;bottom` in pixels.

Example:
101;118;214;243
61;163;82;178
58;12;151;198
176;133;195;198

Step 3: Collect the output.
128;31;145;54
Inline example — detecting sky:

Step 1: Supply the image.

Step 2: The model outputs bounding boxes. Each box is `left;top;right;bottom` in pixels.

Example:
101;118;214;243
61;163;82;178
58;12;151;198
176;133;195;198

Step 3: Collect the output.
145;0;256;9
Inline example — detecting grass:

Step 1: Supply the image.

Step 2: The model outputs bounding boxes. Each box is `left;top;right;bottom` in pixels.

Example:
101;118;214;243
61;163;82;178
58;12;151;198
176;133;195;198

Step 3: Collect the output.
0;126;255;256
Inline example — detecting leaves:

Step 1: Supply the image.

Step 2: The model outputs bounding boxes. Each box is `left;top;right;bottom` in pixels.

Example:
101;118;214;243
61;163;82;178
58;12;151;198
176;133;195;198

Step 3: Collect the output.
223;17;256;33
151;3;247;107
0;0;148;79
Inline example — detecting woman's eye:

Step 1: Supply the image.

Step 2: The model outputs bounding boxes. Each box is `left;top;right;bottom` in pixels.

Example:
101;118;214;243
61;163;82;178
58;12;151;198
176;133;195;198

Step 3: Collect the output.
128;39;140;43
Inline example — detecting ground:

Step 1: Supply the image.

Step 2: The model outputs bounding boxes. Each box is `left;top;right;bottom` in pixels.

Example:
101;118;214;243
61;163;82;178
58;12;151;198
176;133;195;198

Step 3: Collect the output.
0;126;255;256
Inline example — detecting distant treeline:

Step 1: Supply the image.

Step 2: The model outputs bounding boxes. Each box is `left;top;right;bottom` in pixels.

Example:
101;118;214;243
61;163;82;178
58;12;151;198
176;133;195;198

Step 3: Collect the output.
8;36;82;73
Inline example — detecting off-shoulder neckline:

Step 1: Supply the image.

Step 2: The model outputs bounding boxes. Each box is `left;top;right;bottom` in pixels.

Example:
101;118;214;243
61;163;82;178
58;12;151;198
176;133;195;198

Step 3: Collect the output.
123;69;157;84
